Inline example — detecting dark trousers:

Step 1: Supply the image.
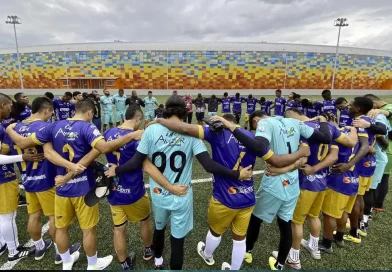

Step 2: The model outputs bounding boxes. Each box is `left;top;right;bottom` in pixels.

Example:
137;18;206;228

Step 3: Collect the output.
374;174;389;209
93;118;102;132
183;112;193;124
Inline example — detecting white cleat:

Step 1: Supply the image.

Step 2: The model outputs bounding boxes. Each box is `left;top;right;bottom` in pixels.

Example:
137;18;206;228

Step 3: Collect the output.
272;250;302;270
62;251;80;270
197;241;215;266
87;255;113;270
301;239;321;260
221;262;231;270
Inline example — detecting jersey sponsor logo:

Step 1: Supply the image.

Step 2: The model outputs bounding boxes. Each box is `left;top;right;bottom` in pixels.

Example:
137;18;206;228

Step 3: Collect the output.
282;180;289;187
343;177;359;184
60;108;70;112
363;161;376;167
114;184;131;194
257;125;265;132
153;187;172;196
227;185;254;195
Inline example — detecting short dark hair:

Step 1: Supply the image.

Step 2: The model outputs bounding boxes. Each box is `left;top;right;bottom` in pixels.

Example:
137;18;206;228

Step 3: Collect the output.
322;89;331;96
158;104;164;108
353;97;373;114
31;97;53;114
276;89;282;93
148;91;152;94
301;98;311;108
125;106;143;120
87;93;96;99
82;92;88;98
44;92;54;100
364;94;381;101
222;114;236;124
293;94;301;99
0;93;12;103
119;89;125;92
285;108;304;116
64;92;72;98
212;94;216;99
75;99;95;113
73;91;81;98
249;110;267;130
260;97;266;102
235;93;240;98
335;97;347;105
165;96;187;119
14;92;23;101
223;92;228;97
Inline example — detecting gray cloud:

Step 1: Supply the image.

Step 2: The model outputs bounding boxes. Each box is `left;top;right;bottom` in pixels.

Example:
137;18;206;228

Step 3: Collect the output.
0;0;391;50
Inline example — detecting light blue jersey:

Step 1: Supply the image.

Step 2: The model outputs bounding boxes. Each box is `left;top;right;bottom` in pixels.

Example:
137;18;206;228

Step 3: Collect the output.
256;116;314;201
137;123;207;209
112;94;127;113
100;95;114;114
143;97;158;113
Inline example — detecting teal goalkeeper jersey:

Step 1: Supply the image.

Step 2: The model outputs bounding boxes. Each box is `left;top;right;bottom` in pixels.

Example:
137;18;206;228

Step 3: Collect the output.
112;94;127;113
375;113;391;164
143;97;157;112
255;116;314;200
137;123;207;210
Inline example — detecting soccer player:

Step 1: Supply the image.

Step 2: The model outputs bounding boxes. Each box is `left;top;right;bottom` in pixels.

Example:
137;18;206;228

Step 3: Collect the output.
204;95;220;117
14;92;32;121
155;113;311;270
274;89;286;117
321;89;337;115
231;93;243;125
211;110;332;270
100;88;114;131
113;89;127;126
143;91;158;124
243;95;258;130
220;92;231;115
126;90;145;109
44;92;55;123
336;97;353;127
87;93;102;131
53;92;74;121
72;91;83;103
6;97;81;263
110;96;253;270
0;93;45;262
155;104;165;119
7;99;143;270
286;92;297;110
193;94;206;125
258;97;274;116
183;94;193;124
363;94;392;211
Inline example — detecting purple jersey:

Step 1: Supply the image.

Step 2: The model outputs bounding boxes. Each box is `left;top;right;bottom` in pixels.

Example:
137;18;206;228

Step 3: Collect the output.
259;100;273;116
200;126;269;209
1;117;15;129
299;120;341;192
104;127;146;206
327;127;360;196
245;98;259;114
7;119;55;192
274;97;286;116
16;105;32;122
0;125;16;185
32;119;103;197
356;116;376;177
339;108;353;128
220;97;231;113
305;102;322;118
286;100;297;110
322;99;337;115
53;98;75;120
231;97;243;113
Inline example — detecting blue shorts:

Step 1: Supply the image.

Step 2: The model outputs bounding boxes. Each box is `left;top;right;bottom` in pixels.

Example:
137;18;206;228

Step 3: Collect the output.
145;111;155;121
208;112;217;117
252;189;298;223
116;111;125;123
196;112;205;121
92;118;102;132
103;113;114;125
370;162;387;190
152;199;193;239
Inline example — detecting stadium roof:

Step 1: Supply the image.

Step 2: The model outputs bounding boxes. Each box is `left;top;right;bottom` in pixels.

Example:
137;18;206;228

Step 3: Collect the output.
0;42;391;57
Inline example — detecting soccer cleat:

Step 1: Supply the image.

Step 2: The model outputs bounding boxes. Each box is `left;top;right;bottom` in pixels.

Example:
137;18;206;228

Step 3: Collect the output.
318;241;333;254
368;214;373;221
332;235;346;248
358;228;367;237
18;195;27;207
154;264;164;270
301;239;321;260
121;252;135;270
221;262;231;270
286;255;302;270
35;239;53;261
0;244;7;257
343;234;361;244
87;255;113;270
62;251;80;270
269;256;284;270
244;252;253;264
197;241;215;266
8;246;33;262
55;242;81;265
271;251;279;259
373;208;384;212
143;247;154;261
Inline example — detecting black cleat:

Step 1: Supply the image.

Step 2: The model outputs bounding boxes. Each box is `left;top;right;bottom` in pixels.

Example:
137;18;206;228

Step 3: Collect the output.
35;239;53;261
18;195;27;207
8;246;33;262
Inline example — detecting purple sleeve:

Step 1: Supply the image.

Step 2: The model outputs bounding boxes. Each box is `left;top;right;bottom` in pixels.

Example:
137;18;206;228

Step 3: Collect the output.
82;123;103;147
202;125;213;143
33;123;55;144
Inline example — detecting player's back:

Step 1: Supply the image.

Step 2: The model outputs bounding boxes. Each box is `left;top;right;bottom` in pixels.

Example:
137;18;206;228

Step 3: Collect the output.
274;97;286;116
53;98;72;120
221;97;231;113
357;115;376;177
232;97;242;113
104;127;145;205
0;125;16;184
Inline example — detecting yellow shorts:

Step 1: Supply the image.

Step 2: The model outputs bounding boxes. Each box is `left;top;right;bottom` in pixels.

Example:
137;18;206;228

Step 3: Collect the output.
293;189;326;224
55;194;99;230
244;114;250;123
321;188;356;219
110;194;151;226
0;180;18;214
26;187;55;216
358;176;373;195
208;197;254;236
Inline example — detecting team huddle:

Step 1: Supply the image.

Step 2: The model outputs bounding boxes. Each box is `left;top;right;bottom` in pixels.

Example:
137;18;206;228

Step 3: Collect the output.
0;89;391;271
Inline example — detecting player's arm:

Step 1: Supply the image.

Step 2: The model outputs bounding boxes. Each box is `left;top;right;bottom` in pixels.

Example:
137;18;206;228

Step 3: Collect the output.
264;143;310;168
376;135;389;150
266;157;308;176
368;109;392;119
270;101;275;109
5;124;37;149
305;116;332;144
94;130;143;154
334;127;358;148
140;98;145;107
155;118;199;138
43;142;86;173
115;151;146;175
352;118;387;135
302;146;338;176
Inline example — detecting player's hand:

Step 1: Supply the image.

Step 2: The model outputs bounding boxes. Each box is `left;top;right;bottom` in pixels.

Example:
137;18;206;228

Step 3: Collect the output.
105;164;117;178
352;118;370;129
168;184;188;196
367;109;380;119
55;175;68;187
300;164;316;176
330;163;351;174
146;120;158;128
239;165;253;180
131;130;144;141
265;164;282;176
5;123;17;133
298;143;310;157
368;146;376;156
316;115;327;122
22;152;45;162
69;163;86;175
210;116;235;131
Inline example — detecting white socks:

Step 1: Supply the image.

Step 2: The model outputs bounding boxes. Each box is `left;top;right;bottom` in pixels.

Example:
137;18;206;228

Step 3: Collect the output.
60;249;72;263
364;215;369;223
34;238;45;251
231;239;246;270
289;248;300;262
155;257;163;266
87;252;98;266
309;234;319;251
204;230;221;258
0;211;19;256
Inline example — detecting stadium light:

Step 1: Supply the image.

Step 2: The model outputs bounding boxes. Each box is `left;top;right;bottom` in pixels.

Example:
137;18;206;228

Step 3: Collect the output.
63;48;70;89
5;15;23;89
331;17;349;90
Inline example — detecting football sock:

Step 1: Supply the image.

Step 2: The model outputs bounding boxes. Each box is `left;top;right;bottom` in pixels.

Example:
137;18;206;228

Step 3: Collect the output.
322;237;332;248
87;252;98;266
335;231;344;242
231;239;246;270
277;217;292;265
34;238;45;251
60;250;71;264
246;214;263;252
0;235;5;248
0;211;19;256
152;227;165;259
309;234;319;250
289;248;300;262
350;228;358;238
170;235;185;270
204;230;221;258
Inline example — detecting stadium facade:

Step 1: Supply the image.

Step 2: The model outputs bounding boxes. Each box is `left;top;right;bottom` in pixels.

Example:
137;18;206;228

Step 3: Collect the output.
0;42;391;92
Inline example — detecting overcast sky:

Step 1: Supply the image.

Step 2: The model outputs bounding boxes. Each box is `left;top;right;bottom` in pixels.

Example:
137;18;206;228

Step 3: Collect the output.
1;0;391;50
